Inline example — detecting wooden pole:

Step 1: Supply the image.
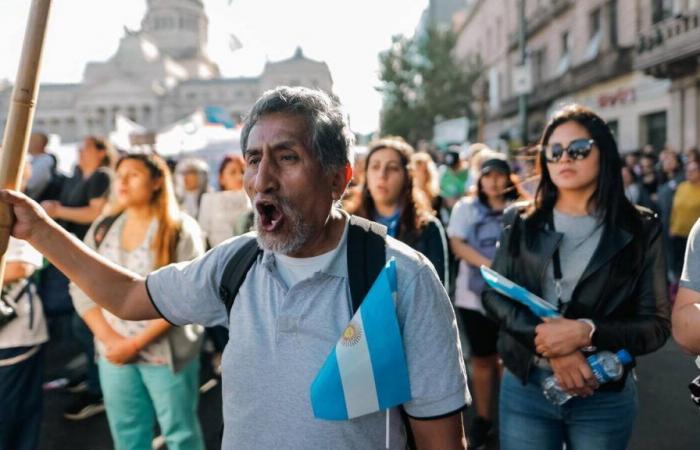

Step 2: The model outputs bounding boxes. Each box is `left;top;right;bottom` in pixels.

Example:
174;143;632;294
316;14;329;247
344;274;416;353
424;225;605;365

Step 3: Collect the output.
0;0;52;288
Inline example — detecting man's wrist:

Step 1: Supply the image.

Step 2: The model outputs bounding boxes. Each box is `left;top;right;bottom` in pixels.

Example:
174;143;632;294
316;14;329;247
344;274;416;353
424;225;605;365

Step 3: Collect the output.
31;217;59;248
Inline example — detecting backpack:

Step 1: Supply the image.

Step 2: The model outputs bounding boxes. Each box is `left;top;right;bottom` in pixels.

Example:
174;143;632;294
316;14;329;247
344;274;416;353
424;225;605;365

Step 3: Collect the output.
216;215;419;448
93;213;123;249
92;213;181;253
465;201;505;295
219;215;385;315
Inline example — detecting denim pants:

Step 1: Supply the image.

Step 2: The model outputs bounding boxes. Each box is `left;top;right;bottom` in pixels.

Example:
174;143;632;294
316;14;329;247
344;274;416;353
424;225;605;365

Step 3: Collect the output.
98;357;205;450
500;368;638;450
0;346;43;450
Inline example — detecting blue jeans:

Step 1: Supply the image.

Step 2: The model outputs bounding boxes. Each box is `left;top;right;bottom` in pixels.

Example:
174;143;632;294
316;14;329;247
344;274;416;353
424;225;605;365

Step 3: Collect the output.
500;368;638;450
98;357;204;450
0;346;43;450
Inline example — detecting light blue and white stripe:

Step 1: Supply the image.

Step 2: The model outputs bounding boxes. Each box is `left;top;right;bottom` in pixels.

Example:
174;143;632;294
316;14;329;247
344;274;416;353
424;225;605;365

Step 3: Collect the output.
310;258;411;420
480;265;561;318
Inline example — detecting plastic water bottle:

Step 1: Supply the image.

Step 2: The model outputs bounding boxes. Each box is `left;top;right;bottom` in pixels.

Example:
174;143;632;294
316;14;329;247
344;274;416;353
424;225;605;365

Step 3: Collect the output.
541;349;633;405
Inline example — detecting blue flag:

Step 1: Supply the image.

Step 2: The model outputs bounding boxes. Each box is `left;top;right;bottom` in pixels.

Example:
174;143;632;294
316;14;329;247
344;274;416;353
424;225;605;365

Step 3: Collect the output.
310;258;411;420
204;106;234;128
480;265;561;318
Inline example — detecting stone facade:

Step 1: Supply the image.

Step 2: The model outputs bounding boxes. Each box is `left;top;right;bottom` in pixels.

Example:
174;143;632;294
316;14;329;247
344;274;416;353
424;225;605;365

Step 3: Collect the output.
0;0;332;143
635;0;700;151
453;0;682;152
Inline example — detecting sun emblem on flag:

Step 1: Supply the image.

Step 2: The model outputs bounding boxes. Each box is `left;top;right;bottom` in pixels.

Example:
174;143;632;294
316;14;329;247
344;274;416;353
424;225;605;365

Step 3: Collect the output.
341;322;362;347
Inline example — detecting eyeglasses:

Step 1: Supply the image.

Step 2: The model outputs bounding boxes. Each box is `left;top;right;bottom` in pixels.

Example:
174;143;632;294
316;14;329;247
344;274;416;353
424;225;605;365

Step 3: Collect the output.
540;138;595;163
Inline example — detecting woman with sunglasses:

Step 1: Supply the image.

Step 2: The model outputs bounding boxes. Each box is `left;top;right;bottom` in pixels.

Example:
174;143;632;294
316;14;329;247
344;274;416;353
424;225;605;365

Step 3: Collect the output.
70;153;206;450
483;104;670;450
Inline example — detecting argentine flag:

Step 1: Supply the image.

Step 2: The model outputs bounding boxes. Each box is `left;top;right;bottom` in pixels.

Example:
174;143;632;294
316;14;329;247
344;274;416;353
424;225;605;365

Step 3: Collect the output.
480;265;561;318
310;258;411;420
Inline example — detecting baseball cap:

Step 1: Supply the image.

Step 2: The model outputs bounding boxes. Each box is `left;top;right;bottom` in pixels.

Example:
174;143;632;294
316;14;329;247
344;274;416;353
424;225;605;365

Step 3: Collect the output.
480;156;511;176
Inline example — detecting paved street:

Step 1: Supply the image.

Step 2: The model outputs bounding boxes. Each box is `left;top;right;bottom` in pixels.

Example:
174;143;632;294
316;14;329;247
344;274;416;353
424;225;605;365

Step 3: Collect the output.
39;338;699;449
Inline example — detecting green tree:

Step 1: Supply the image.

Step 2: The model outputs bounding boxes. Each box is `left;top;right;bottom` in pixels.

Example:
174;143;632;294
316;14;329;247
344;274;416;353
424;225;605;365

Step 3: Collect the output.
377;26;482;145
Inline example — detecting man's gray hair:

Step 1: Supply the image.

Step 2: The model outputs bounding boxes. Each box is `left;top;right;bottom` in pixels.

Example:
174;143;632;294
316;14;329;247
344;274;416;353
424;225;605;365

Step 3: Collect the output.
241;86;354;173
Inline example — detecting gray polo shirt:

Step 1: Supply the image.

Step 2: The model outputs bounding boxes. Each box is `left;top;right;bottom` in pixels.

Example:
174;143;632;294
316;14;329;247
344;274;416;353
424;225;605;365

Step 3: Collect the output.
146;221;469;450
681;218;700;293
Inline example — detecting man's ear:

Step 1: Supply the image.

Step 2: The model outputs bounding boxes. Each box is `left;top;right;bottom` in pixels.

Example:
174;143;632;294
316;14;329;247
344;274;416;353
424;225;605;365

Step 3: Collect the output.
330;163;353;201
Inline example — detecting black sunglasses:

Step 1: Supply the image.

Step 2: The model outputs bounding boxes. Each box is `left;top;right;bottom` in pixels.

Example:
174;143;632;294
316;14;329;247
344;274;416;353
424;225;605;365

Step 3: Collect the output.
540;138;595;163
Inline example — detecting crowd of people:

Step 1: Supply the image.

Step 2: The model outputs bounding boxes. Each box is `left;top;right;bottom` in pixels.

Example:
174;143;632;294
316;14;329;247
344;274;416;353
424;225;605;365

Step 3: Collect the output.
0;86;699;450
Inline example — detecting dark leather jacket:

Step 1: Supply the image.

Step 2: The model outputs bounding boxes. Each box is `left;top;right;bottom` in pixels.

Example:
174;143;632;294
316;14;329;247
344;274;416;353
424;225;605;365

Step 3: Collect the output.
482;205;671;391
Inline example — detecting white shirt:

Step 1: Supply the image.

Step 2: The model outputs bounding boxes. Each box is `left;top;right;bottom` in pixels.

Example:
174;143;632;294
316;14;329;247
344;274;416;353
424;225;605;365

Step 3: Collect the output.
0;238;46;350
274;234;342;288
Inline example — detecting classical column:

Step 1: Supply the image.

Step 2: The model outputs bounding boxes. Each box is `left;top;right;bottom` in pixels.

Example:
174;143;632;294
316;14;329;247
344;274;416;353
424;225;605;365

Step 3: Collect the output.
683;81;698;151
668;84;684;152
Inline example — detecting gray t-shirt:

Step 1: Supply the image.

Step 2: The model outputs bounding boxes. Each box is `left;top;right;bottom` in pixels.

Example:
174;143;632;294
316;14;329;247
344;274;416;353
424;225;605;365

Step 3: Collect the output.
146;219;469;450
542;210;603;307
681;218;700;293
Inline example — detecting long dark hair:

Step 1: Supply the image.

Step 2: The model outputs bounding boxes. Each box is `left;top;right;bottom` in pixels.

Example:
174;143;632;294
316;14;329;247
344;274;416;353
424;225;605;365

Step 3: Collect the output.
530;104;642;233
351;136;430;244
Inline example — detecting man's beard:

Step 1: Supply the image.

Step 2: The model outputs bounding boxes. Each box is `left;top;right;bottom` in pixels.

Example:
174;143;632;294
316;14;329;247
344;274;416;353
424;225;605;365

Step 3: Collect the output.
253;196;314;255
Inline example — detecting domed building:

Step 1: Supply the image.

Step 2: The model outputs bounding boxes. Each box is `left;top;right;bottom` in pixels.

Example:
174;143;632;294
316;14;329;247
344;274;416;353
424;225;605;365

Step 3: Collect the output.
0;0;333;143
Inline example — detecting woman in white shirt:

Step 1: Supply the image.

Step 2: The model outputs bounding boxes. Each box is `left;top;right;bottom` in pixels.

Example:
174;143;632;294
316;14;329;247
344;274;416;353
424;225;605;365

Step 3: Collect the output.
71;153;205;450
198;154;252;248
0;164;46;450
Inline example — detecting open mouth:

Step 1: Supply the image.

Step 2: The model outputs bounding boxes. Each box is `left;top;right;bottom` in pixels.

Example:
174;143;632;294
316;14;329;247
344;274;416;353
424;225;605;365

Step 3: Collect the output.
256;200;284;232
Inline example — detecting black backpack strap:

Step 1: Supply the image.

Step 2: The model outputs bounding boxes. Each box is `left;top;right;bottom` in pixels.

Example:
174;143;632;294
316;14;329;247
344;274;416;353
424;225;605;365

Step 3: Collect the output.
346;215;387;313
218;236;262;317
346;217;418;449
93;213;123;250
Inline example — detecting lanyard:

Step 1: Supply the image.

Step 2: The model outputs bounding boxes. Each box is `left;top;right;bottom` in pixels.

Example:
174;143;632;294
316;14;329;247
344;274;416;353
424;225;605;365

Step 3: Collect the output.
548;214;564;312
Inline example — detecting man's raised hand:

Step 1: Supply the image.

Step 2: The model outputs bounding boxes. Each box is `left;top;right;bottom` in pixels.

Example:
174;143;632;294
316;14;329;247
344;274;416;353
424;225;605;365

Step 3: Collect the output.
0;189;51;242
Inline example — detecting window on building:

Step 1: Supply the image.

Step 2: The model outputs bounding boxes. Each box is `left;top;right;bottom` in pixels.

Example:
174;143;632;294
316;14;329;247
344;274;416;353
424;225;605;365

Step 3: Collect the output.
556;31;571;75
609;0;618;48
532;46;547;84
651;0;673;24
496;17;502;49
584;8;603;61
607;119;619;138
590;8;601;39
642;111;667;153
488;67;500;112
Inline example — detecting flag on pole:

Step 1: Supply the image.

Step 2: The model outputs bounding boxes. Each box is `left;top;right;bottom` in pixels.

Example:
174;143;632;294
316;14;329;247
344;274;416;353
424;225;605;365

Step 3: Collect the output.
310;258;411;420
480;265;561;318
204;106;235;128
228;33;243;52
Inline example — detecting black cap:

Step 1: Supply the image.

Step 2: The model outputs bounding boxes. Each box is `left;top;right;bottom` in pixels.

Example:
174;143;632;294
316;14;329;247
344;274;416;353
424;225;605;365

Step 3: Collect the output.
480;157;511;176
443;151;459;166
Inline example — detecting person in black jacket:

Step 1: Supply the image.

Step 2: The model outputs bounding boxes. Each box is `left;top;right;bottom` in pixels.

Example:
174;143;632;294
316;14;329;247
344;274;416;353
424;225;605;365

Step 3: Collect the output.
483;104;671;450
350;136;449;287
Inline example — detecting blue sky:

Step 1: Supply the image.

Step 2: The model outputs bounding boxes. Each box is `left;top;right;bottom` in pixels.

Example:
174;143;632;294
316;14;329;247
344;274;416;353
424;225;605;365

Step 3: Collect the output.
0;0;428;134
